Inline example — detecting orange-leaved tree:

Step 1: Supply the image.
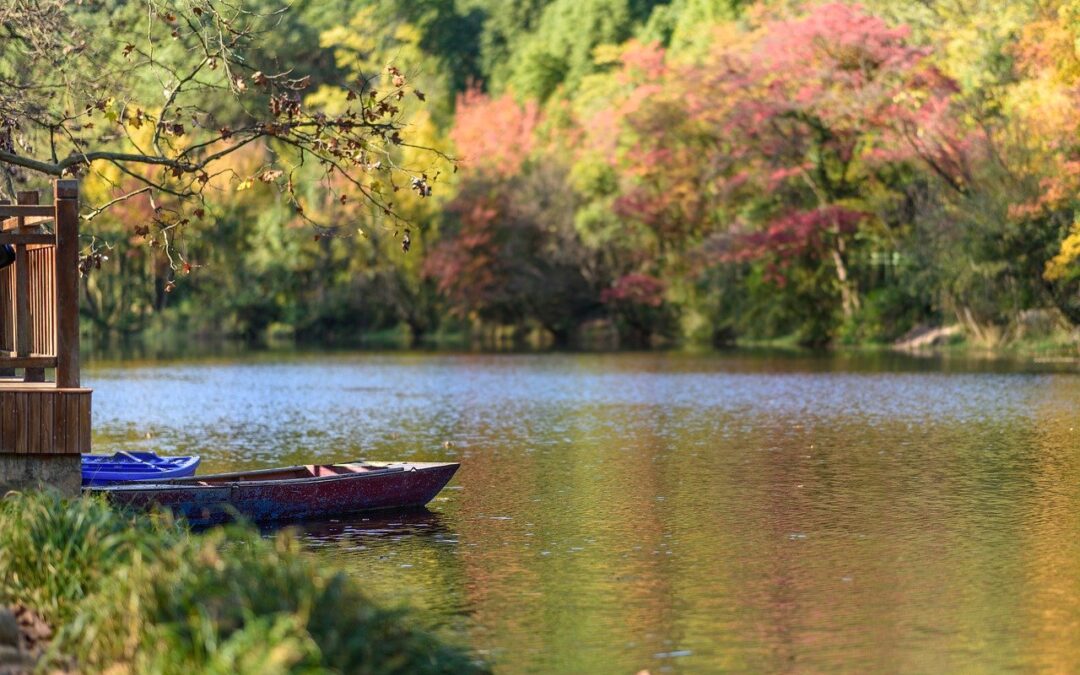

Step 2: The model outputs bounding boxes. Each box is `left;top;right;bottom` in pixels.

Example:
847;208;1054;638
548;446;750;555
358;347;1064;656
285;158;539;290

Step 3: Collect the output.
0;0;450;270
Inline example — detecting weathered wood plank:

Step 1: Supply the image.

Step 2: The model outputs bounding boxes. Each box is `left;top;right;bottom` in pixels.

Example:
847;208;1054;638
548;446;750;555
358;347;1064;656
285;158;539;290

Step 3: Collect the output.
48;247;56;355
0;383;88;392
65;394;78;454
0;392;11;452
0;201;14;360
78;393;90;453
0;233;54;245
0;267;12;355
0;205;52;217
27;392;39;452
53;392;67;455
14;193;33;363
42;392;54;454
30;251;37;351
15;393;27;454
0;357;57;368
5;392;14;453
55;180;79;388
25;247;45;381
0;215;53;231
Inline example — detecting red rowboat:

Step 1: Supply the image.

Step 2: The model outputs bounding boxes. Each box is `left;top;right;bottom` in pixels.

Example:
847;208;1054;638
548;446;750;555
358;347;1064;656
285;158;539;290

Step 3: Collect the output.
86;461;459;526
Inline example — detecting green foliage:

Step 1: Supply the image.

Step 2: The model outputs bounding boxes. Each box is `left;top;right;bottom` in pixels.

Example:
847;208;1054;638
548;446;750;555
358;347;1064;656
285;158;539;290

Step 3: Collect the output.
640;0;745;52
0;491;179;623
500;0;670;99
0;492;485;674
461;0;553;90
63;0;1080;352
838;286;931;345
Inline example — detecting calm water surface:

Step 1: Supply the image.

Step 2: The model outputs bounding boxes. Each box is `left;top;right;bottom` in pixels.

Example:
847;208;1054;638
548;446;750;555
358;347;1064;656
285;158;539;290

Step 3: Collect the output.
85;351;1080;673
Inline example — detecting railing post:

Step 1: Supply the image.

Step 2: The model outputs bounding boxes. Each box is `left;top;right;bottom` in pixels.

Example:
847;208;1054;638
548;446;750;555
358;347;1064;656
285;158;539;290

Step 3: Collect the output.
0;198;10;379
16;190;44;382
54;180;79;389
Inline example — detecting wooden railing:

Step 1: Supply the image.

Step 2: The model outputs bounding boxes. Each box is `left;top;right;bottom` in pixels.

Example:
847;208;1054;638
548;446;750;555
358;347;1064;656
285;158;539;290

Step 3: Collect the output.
0;180;90;455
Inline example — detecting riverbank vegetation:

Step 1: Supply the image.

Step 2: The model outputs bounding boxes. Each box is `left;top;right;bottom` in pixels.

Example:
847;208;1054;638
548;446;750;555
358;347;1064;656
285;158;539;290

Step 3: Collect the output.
5;1;1080;352
0;492;484;673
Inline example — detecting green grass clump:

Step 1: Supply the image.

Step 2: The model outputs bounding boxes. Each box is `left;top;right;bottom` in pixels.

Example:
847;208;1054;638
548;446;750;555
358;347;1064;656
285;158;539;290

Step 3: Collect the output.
0;492;485;674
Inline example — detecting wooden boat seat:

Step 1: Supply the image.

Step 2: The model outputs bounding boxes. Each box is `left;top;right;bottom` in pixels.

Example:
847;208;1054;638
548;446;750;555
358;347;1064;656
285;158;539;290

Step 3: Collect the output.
309;465;361;477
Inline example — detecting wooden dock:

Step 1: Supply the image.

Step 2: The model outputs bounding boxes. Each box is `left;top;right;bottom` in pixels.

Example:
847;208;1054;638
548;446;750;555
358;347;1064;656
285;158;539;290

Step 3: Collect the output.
0;180;90;494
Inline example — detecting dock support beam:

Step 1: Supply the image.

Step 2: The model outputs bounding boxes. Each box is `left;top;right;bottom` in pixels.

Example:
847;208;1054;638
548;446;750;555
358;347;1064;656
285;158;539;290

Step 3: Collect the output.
0;454;80;496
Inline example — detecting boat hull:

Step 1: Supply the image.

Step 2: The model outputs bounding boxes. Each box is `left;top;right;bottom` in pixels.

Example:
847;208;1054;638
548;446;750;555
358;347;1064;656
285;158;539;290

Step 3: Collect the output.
87;461;459;526
81;452;201;486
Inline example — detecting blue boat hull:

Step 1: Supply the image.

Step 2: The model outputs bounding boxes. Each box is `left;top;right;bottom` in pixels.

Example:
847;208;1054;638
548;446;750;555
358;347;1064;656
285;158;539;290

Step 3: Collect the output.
82;452;201;486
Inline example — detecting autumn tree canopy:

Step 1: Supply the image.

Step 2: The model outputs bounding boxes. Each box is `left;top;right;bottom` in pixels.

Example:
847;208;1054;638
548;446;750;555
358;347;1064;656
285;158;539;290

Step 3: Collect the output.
0;0;447;240
8;0;1078;350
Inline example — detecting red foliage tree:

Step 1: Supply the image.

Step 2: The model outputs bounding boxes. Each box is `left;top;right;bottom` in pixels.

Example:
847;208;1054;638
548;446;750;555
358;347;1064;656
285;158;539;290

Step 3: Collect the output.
430;88;597;342
601;273;665;307
424;192;504;319
600;273;669;347
450;87;541;176
607;3;971;322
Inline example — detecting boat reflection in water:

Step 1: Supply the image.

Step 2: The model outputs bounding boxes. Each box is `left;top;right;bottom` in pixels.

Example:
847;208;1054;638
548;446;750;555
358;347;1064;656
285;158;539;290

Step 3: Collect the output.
286;508;450;548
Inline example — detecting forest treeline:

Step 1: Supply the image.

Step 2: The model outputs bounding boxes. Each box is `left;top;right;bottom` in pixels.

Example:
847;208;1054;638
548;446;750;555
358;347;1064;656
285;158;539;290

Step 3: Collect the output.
75;0;1080;349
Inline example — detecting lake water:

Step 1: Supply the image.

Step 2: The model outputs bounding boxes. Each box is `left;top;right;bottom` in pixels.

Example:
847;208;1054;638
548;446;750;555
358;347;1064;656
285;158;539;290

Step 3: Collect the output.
85;350;1080;673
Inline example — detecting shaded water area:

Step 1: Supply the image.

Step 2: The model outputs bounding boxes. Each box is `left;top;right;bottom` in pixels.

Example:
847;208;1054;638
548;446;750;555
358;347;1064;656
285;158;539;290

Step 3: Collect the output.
86;350;1080;672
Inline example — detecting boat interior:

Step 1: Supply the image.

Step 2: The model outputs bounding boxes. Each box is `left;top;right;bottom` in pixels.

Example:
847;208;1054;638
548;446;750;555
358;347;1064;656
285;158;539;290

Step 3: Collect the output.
178;463;398;485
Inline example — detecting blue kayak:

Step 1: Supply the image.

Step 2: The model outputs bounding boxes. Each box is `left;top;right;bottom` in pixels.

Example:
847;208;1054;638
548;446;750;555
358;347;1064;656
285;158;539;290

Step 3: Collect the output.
81;452;201;486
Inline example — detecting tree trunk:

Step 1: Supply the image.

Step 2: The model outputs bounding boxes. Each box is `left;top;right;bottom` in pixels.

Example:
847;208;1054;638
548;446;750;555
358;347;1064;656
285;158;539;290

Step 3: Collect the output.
831;240;860;320
956;306;1001;347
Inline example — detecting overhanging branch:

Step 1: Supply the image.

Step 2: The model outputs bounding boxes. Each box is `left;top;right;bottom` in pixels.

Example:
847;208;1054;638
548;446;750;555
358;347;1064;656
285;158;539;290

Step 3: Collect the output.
0;148;193;176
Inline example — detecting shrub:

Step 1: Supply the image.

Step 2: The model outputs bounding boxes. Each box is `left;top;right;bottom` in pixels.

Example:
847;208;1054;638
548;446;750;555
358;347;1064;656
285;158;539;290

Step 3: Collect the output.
0;492;485;674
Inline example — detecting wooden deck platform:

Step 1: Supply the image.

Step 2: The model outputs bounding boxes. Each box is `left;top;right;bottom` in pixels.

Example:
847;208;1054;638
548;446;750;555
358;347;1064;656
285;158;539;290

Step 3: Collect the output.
0;181;89;492
0;386;91;455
